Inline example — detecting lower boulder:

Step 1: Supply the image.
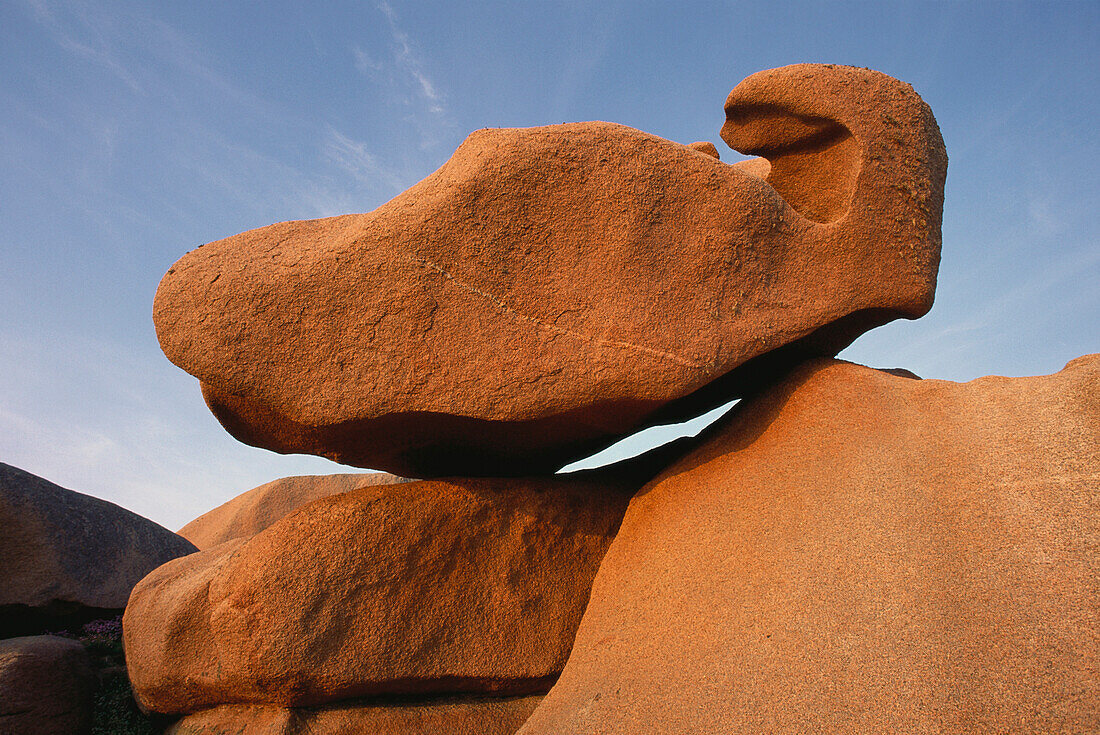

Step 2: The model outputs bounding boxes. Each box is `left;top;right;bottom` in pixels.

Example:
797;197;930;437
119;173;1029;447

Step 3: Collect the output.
124;462;659;717
521;355;1100;734
0;635;95;735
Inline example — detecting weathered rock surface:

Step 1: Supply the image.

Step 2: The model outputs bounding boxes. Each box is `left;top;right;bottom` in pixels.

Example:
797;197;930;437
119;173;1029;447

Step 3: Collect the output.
167;695;542;735
153;64;947;477
688;140;720;158
0;463;197;637
520;356;1100;733
124;455;672;715
0;635;95;735
178;472;408;549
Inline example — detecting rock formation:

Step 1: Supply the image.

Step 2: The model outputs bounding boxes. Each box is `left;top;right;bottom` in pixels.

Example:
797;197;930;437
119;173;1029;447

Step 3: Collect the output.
520;356;1100;734
152;63;947;478
124;458;670;717
124;62;1097;733
0;463;197;637
178;472;408;549
0;635;95;735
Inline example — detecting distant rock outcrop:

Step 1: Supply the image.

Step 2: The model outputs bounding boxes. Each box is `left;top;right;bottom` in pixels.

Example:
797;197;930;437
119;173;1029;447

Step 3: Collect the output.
0;635;95;734
178;472;409;549
520;356;1100;734
152;63;947;478
124;463;655;716
0;463;197;637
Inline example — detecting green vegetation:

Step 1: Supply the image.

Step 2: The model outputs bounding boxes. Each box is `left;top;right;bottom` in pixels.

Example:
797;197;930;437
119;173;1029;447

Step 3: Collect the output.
55;616;163;734
91;667;158;735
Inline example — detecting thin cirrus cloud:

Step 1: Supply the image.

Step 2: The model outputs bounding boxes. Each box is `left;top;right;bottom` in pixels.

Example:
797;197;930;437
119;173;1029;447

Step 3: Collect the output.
20;0;272;119
357;2;454;143
22;0;144;94
323;126;406;194
328;3;459;209
375;0;445;110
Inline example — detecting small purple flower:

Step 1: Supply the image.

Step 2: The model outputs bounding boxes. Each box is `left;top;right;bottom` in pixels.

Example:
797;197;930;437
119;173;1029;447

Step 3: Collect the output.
82;615;123;639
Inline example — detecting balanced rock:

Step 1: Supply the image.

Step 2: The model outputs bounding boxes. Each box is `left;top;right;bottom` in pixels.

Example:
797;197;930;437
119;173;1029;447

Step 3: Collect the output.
0;635;95;735
124;460;662;715
153;64;947;477
0;463;197;637
178;472;408;549
521;356;1100;734
167;696;542;735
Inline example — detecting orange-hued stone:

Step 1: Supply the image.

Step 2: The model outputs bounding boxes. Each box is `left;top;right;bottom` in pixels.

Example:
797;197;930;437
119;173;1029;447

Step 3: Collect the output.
178;472;408;549
166;696;542;735
520;356;1100;734
124;466;648;715
153;64;946;477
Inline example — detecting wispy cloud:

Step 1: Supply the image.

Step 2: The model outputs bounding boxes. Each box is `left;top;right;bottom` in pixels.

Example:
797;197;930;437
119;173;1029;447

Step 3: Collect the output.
19;1;420;225
354;1;455;145
322;126;409;198
21;0;145;93
353;46;382;73
376;0;443;106
163;123;391;223
20;0;276;118
324;2;459;211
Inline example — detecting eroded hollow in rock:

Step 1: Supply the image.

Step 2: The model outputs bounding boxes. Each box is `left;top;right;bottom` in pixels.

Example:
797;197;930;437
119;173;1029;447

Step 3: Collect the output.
722;105;859;224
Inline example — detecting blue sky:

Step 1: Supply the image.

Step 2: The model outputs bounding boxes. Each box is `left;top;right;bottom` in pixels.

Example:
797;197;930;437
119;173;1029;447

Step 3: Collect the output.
2;1;1097;529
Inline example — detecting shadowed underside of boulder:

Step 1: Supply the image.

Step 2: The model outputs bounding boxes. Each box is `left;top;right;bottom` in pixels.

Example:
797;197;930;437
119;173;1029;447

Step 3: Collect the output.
520;355;1100;734
153;63;946;477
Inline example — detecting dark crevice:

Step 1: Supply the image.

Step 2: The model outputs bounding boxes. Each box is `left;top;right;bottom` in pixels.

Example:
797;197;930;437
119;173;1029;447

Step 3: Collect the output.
0;603;123;640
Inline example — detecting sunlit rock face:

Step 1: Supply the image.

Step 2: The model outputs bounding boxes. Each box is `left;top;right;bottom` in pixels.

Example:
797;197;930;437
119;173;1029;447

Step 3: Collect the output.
520;355;1100;735
177;472;409;549
124;466;650;714
163;697;544;735
153;64;946;477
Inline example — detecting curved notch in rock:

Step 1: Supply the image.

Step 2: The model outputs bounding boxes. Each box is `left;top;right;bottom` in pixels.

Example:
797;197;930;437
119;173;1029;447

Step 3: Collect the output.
722;104;857;223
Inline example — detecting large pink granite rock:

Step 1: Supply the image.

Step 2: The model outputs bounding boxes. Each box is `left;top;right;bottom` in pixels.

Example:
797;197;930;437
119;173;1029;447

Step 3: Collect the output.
153;64;946;477
166;696;542;735
123;455;677;715
521;356;1100;734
